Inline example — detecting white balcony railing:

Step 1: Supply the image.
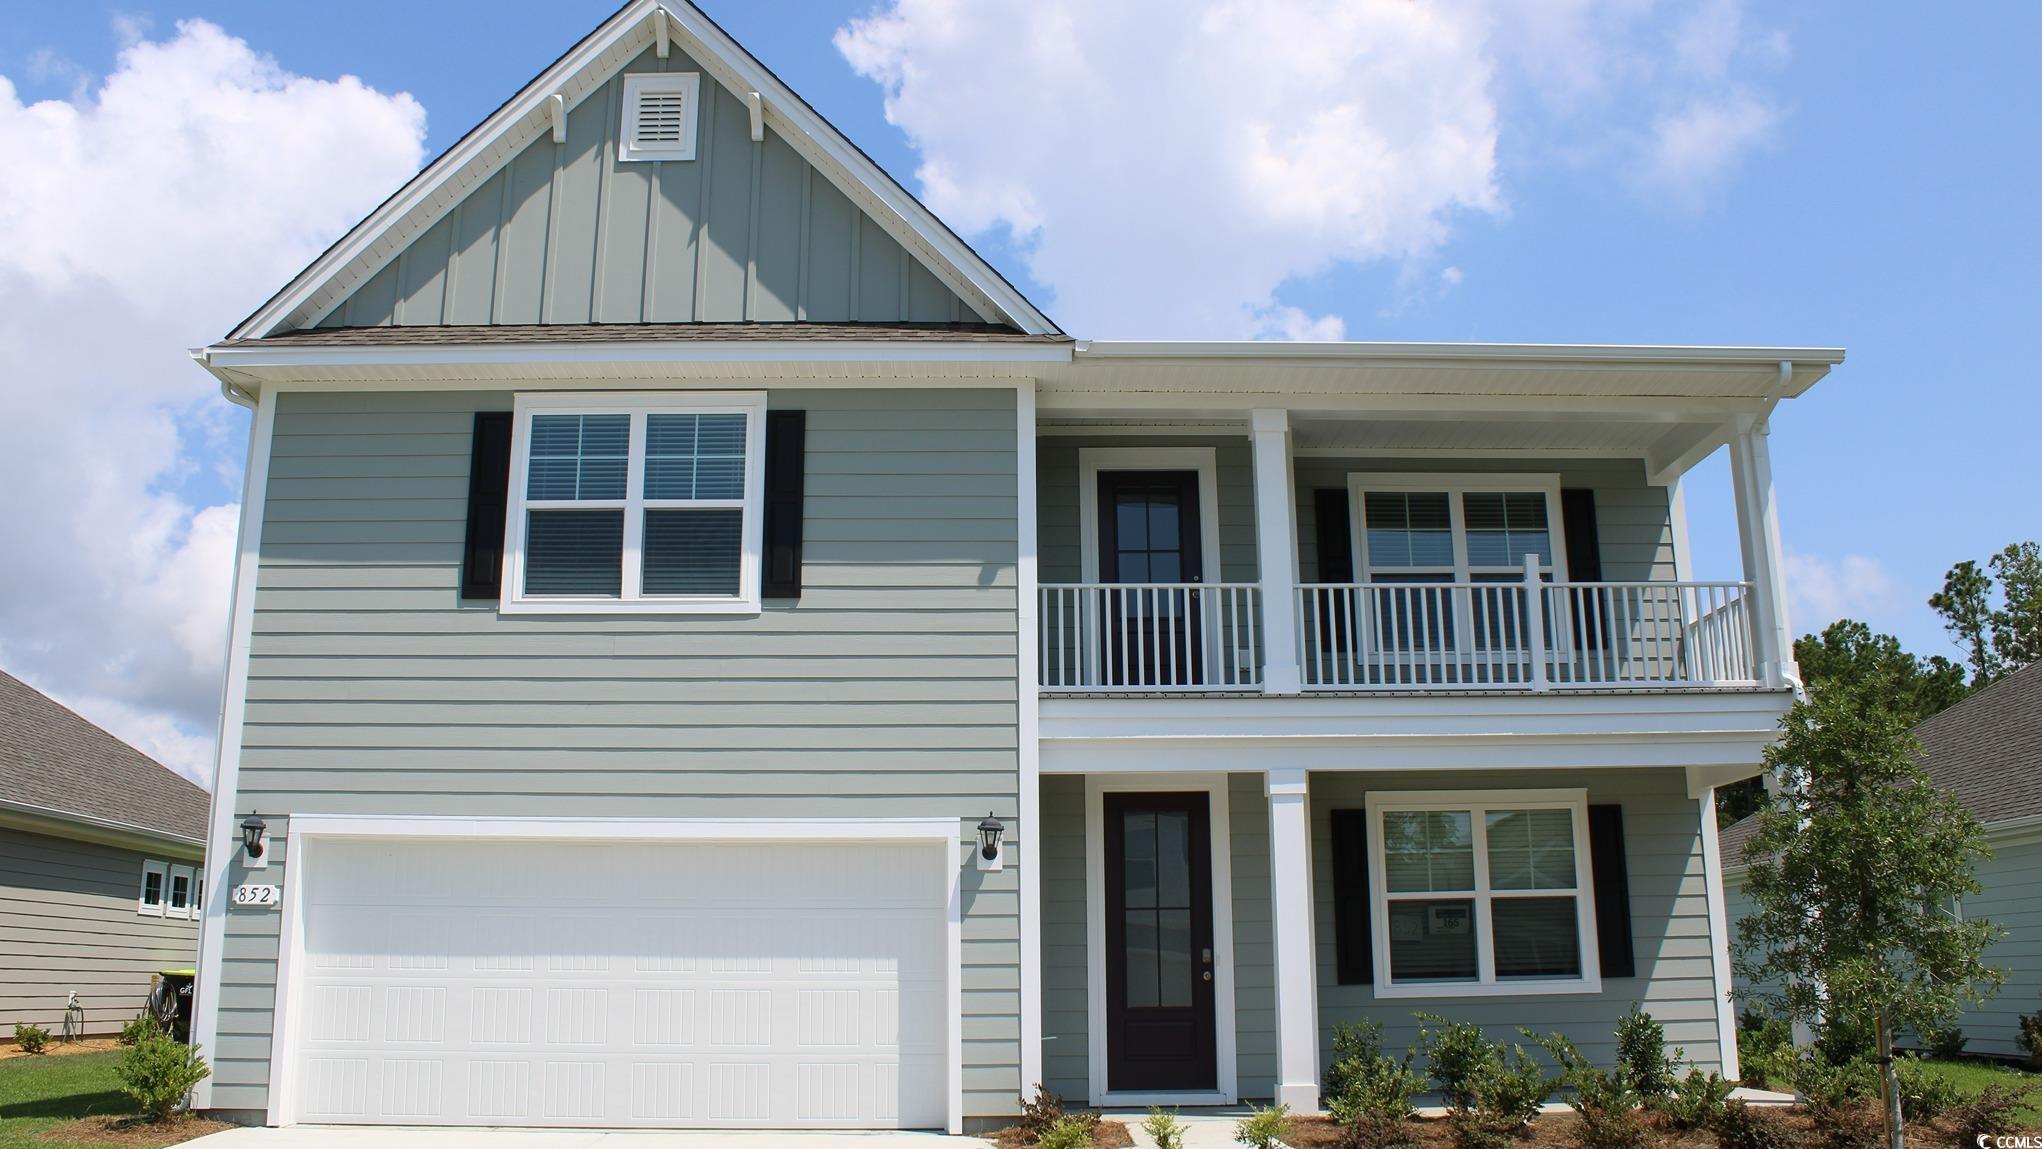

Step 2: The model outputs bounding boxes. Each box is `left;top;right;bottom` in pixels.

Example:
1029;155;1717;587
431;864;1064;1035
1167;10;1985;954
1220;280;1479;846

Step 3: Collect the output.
1039;583;1263;691
1295;576;1759;690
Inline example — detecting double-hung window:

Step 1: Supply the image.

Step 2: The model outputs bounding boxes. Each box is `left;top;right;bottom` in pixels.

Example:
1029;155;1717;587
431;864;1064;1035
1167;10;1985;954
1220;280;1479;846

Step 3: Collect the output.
167;865;194;919
503;392;767;612
1365;789;1600;997
138;860;168;916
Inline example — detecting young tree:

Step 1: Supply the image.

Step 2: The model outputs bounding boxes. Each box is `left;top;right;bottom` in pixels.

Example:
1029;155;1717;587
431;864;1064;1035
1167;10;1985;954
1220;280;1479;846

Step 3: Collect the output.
1733;677;2004;1149
1929;541;2042;686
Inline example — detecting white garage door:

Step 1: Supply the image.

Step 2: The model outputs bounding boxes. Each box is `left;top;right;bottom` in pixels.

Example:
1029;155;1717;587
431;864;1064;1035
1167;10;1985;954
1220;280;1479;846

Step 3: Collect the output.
288;838;950;1129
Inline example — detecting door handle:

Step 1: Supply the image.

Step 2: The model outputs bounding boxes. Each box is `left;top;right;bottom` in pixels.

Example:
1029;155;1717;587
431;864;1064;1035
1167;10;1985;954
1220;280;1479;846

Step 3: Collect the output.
1203;971;1214;982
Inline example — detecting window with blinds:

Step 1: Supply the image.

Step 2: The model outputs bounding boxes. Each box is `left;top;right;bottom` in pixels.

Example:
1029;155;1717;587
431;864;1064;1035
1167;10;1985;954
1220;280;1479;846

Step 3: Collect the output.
505;393;764;612
619;73;702;162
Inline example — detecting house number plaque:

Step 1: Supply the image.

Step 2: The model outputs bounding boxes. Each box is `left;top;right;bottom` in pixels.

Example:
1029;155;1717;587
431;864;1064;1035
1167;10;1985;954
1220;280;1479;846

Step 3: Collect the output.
232;883;281;908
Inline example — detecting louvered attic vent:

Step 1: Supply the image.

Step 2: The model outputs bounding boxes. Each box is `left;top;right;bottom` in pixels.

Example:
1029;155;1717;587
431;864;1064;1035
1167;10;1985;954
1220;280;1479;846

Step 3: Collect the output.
619;73;701;162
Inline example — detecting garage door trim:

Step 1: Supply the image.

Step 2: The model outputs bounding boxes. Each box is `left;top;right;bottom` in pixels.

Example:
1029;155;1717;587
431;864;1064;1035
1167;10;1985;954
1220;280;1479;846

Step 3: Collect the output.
266;816;964;1133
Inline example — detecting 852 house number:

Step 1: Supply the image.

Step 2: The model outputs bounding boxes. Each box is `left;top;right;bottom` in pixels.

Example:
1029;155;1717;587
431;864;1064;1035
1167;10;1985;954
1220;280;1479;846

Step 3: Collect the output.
232;884;280;907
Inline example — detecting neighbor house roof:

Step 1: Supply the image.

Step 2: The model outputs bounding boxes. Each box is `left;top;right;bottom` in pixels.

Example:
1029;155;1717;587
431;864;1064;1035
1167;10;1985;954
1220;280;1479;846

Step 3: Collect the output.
1720;660;2042;867
0;670;208;847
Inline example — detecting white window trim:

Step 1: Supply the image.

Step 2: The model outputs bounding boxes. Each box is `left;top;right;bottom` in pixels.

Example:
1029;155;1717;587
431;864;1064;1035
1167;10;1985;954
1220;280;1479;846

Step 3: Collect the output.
1077;447;1223;585
502;390;767;614
617;72;702;163
137;859;168;917
1364;787;1602;998
1347;473;1569;583
167;864;195;920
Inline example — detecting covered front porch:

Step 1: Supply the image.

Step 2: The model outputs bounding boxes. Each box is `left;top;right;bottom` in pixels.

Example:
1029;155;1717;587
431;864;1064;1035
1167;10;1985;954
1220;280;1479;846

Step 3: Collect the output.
1035;763;1744;1112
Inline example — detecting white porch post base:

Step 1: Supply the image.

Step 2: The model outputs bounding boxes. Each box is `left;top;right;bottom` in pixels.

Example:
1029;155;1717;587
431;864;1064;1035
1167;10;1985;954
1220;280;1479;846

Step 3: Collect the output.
1266;767;1320;1112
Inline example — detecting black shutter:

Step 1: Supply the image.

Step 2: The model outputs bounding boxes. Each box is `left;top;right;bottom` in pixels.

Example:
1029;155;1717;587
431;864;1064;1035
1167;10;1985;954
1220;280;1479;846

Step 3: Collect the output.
762;410;807;600
1314;489;1354;583
460;412;513;600
1588;804;1635;978
1331;809;1372;984
1560;488;1602;582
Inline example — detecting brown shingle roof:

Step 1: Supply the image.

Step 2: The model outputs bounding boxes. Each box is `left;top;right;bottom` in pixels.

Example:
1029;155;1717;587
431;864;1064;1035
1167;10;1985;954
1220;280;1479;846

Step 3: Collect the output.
0;671;208;843
1720;661;2042;865
227;322;1068;347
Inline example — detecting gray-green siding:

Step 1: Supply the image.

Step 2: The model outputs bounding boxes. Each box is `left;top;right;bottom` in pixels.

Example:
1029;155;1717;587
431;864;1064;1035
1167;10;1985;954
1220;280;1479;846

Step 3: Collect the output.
318;45;976;330
216;386;1022;1117
1040;767;1724;1100
1727;834;2042;1060
2;829;199;1035
1037;441;1679;585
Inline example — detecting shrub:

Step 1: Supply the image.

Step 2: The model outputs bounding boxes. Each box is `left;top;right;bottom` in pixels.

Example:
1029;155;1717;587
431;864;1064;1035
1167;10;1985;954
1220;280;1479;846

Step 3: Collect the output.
13;1023;50;1054
1417;1015;1501;1111
1530;1031;1650;1149
1654;1066;1735;1132
1711;1100;1799;1149
1018;1082;1067;1142
1614;1005;1679;1099
1919;1023;1967;1060
2018;1003;2042;1070
1445;1107;1511;1149
119;1014;165;1047
1234;1102;1291;1149
1801;1097;1880;1149
1471;1042;1553;1133
1323;1023;1425;1149
1789;1052;1876;1111
1735;1013;1797;1090
1143;1108;1186;1149
115;1035;210;1122
1811;1014;1875;1068
1946;1083;2042;1146
1038;1114;1097;1149
1892;1056;1963;1122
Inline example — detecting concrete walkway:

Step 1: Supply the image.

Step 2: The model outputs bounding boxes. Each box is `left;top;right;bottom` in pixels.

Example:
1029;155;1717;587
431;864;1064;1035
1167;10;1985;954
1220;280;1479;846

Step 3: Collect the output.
185;1129;994;1148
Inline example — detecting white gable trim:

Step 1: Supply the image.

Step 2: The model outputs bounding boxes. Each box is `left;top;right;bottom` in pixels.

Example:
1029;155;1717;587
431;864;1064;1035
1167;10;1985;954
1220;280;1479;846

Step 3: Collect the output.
229;0;1054;340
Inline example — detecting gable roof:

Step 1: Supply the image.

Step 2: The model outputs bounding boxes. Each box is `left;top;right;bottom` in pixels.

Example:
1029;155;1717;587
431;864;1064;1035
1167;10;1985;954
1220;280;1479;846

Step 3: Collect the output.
1720;660;2042;867
227;0;1055;341
0;671;208;846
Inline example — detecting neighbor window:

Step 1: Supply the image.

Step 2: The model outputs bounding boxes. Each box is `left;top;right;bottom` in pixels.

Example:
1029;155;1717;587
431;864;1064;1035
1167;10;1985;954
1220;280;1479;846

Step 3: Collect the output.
137;860;169;916
1366;790;1599;996
168;866;194;919
503;392;765;612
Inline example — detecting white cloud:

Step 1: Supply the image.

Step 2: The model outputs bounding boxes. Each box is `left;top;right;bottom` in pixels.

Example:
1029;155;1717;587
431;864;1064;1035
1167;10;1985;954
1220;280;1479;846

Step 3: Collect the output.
0;20;426;783
837;0;1788;336
1785;552;1900;633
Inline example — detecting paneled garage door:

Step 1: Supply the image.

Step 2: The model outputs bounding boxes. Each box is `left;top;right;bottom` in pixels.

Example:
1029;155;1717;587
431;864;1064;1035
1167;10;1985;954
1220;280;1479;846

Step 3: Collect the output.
287;837;950;1128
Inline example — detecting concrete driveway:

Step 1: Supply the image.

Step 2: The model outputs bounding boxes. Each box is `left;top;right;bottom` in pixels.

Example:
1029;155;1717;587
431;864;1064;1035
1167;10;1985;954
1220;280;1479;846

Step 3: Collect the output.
186;1129;994;1148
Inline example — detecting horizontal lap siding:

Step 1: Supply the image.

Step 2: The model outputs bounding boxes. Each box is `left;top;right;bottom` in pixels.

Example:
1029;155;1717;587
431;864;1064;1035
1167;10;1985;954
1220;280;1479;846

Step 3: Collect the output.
220;386;1022;1118
1312;769;1723;1073
1;830;199;1034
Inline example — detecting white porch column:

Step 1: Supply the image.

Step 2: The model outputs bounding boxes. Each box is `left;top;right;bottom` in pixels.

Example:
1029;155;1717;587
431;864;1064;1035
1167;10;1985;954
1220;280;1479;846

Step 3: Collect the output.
1250;409;1303;694
1728;414;1798;688
1266;767;1319;1112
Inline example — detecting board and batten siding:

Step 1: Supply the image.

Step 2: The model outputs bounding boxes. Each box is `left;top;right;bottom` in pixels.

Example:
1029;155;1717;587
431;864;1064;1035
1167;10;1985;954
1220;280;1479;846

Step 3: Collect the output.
212;386;1023;1119
317;44;974;330
1;829;199;1034
1313;768;1724;1073
1036;441;1679;587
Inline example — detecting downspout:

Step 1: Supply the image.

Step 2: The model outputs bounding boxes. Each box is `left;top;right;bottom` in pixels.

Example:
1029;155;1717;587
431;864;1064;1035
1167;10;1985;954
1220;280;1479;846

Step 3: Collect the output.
190;347;257;410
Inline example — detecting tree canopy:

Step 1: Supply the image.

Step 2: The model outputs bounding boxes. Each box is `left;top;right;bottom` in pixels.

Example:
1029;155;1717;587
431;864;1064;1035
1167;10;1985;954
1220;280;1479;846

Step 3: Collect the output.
1929;540;2042;686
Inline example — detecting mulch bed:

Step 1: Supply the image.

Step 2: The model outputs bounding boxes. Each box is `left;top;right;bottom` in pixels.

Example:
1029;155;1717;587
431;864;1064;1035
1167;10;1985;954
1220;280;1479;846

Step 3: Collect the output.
33;1115;238;1146
1280;1104;2003;1149
0;1039;123;1061
989;1117;1135;1148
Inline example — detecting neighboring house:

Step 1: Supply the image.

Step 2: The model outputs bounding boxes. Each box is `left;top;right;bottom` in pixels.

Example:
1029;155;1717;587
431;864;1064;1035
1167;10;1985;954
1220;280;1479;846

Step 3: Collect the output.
182;0;1841;1133
1;671;209;1037
1722;661;2042;1060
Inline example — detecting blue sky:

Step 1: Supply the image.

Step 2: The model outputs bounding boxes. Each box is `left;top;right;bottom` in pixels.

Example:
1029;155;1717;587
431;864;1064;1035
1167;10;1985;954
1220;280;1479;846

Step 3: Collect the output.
0;1;2035;774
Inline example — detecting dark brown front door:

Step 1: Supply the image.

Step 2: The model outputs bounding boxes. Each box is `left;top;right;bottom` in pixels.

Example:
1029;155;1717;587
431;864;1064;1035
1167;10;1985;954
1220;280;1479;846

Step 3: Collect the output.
1097;471;1205;686
1104;792;1218;1092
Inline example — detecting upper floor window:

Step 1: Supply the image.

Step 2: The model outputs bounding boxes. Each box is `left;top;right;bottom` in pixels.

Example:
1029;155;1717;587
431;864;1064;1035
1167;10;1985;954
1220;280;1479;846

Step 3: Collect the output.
1351;475;1567;583
503;392;766;613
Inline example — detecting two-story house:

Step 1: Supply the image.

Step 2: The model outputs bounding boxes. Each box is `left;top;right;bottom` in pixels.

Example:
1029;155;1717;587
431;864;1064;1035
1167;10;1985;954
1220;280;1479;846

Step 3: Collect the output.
186;0;1840;1134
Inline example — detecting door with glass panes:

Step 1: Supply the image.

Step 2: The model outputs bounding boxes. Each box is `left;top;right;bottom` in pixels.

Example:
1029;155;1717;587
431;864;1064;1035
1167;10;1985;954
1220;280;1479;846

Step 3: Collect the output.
1103;792;1218;1092
1097;471;1205;686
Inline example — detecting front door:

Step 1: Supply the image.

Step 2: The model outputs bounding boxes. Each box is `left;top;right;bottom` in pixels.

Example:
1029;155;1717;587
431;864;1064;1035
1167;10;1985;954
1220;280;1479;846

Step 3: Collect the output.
1097;471;1205;686
1104;792;1218;1093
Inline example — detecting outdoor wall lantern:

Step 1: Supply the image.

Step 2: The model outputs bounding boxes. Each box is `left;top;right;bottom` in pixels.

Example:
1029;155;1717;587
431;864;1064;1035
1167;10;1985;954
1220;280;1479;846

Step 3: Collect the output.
976;812;1005;872
240;813;269;869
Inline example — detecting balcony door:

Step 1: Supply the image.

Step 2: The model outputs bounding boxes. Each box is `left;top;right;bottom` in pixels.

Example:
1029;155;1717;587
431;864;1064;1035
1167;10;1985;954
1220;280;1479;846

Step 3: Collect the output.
1098;471;1205;686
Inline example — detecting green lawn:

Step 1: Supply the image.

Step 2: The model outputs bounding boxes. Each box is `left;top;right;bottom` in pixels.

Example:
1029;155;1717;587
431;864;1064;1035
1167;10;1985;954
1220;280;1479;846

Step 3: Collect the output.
1916;1058;2042;1124
0;1050;149;1149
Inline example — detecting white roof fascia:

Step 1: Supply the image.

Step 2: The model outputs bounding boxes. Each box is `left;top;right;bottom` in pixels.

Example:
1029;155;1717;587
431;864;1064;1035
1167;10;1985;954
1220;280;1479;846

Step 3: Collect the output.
230;0;1054;341
1074;340;1846;367
199;340;1071;372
